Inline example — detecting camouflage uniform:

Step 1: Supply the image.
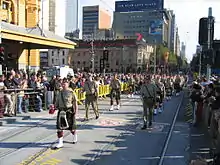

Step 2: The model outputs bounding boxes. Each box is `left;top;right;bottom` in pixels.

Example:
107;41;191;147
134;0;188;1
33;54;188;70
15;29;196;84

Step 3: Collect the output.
140;76;157;129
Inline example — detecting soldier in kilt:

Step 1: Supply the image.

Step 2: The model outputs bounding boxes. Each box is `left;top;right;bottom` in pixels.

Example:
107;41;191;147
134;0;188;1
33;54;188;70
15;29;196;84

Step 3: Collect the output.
54;78;78;149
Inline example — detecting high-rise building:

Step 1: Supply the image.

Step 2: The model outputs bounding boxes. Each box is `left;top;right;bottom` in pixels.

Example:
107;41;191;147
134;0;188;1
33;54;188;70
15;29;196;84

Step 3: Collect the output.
65;0;79;33
112;0;171;45
175;27;181;57
82;5;111;38
180;42;186;58
40;0;78;68
168;10;176;53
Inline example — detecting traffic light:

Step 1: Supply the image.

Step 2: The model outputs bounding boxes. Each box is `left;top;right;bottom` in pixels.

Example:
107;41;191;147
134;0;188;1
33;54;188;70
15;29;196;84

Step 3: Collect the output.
198;17;214;45
103;50;109;61
0;47;5;64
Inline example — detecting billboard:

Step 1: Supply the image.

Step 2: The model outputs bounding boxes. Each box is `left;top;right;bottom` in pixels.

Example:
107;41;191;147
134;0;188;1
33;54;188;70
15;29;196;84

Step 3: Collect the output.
149;20;163;35
115;0;164;12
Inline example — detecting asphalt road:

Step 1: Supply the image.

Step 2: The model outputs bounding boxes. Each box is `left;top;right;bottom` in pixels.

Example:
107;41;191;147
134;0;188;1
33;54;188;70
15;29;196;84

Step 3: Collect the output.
0;94;190;165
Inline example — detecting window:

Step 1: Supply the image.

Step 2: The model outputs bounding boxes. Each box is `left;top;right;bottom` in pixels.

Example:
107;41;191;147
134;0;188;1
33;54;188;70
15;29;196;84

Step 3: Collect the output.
52;58;54;64
2;2;8;10
62;58;65;64
52;51;54;56
116;61;119;65
77;61;80;65
63;51;65;56
138;59;141;63
83;61;86;65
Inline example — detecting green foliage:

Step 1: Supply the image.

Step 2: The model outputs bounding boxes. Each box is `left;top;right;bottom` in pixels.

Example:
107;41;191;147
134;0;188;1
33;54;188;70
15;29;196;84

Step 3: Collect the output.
157;44;177;65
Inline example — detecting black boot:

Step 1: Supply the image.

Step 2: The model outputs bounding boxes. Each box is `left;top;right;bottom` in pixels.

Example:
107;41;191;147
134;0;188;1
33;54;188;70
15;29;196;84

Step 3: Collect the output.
148;121;152;128
141;124;147;130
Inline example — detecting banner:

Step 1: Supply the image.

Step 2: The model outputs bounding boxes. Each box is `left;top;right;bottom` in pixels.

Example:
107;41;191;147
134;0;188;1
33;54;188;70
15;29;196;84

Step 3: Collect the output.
149;20;163;35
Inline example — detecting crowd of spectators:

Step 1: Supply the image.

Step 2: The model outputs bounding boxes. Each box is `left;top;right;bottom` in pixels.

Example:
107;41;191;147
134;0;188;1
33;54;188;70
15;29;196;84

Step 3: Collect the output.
0;69;144;118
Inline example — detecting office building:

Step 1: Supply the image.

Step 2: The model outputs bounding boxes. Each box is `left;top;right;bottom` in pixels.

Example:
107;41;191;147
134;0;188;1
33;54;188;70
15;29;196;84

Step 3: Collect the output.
40;0;78;68
68;39;154;73
168;10;176;52
175;27;181;57
180;42;186;58
112;0;170;45
82;5;111;38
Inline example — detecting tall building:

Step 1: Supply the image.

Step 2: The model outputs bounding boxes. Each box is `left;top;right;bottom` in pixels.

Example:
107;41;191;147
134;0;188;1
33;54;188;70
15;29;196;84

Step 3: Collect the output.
180;42;186;58
112;0;170;45
40;0;78;68
65;0;79;33
168;10;176;53
82;5;111;38
175;27;181;57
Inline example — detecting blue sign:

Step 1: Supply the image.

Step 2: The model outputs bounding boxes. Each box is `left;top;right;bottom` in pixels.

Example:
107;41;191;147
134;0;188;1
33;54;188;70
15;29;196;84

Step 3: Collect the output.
149;20;163;35
115;0;164;12
212;69;220;74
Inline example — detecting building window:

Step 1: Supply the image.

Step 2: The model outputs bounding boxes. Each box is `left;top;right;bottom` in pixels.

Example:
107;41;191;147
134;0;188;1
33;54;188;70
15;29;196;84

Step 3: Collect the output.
77;53;80;56
138;59;141;63
52;51;54;56
116;61;119;65
52;58;54;64
63;51;65;56
83;61;86;65
77;61;80;65
2;2;8;10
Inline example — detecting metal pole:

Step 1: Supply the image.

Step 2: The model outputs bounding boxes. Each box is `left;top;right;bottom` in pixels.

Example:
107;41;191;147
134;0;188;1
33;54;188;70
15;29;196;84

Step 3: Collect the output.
207;7;212;81
91;40;95;73
199;52;201;78
76;0;79;29
154;44;157;74
41;0;44;36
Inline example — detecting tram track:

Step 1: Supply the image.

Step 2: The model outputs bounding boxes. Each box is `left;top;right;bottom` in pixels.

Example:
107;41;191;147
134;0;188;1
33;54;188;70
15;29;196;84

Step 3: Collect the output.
0;97;137;165
157;91;185;165
78;92;186;165
22;99;136;165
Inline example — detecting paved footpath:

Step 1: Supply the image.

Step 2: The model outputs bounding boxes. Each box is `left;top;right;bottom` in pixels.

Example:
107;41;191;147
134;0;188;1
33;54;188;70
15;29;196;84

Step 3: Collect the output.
0;94;191;165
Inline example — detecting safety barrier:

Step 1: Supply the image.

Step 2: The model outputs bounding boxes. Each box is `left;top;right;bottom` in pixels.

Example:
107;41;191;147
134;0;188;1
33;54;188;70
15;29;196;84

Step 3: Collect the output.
74;82;129;105
0;82;130;117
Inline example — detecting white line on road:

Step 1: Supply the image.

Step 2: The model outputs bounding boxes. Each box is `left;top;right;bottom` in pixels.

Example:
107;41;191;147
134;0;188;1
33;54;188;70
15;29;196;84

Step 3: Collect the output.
140;155;185;160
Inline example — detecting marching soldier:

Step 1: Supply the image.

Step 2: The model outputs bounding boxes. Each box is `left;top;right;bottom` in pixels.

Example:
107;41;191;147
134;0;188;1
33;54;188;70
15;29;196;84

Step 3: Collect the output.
109;74;121;111
154;76;165;114
83;75;99;121
55;78;78;149
140;75;157;129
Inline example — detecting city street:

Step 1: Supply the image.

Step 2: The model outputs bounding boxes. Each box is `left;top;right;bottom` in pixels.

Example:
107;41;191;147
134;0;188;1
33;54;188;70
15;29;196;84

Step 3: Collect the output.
0;94;190;165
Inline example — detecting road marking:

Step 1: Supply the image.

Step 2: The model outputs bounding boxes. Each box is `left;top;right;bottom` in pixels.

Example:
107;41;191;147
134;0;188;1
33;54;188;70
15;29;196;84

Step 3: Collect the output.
17;149;61;165
140;155;184;160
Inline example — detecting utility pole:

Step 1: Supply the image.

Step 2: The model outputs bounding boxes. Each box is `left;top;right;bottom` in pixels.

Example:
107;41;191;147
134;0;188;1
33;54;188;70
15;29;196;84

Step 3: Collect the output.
207;7;214;81
199;52;202;78
90;39;95;73
153;43;157;74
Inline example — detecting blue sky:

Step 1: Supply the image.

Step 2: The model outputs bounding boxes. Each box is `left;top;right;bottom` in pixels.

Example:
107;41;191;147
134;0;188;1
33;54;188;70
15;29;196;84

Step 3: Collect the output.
78;0;220;61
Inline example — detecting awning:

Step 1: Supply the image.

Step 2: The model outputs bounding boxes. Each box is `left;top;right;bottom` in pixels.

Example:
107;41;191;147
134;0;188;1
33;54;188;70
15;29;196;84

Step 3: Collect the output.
0;22;76;49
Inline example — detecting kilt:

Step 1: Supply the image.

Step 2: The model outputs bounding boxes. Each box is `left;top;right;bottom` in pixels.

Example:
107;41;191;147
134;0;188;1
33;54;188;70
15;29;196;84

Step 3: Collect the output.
56;109;76;130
